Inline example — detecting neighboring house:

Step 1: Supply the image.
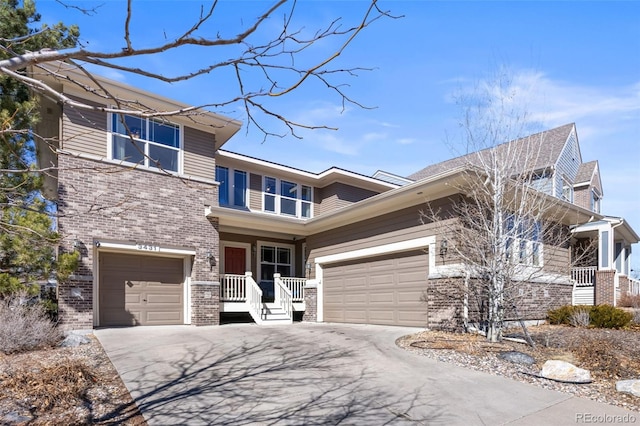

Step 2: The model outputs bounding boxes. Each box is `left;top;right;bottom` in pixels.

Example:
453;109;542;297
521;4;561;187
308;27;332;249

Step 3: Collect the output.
33;64;639;331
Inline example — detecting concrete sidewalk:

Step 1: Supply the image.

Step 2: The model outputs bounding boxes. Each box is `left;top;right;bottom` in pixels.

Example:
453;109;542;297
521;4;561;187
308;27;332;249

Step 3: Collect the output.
96;323;638;425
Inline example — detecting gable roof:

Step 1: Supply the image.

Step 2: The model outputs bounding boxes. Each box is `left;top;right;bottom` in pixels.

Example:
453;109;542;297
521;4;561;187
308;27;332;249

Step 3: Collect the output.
408;123;575;182
575;160;597;185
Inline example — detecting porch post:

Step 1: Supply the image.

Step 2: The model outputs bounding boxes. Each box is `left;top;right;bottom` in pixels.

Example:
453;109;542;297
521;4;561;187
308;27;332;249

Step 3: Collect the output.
303;279;318;322
594;270;616;306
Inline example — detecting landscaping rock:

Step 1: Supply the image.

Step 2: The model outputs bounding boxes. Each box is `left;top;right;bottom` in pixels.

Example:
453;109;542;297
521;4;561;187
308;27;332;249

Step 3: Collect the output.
616;380;640;397
59;333;91;347
497;351;535;365
540;360;591;383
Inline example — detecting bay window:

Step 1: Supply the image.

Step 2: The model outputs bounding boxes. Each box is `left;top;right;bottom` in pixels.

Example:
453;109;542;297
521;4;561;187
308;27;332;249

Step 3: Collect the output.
111;114;181;172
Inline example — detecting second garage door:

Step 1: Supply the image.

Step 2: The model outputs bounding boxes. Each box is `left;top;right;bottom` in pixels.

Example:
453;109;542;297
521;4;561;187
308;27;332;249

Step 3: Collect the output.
323;250;429;327
99;253;185;326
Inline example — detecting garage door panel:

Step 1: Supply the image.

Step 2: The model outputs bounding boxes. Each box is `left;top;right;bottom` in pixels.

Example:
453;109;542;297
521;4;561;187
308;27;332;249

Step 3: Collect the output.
323;250;428;327
100;253;184;326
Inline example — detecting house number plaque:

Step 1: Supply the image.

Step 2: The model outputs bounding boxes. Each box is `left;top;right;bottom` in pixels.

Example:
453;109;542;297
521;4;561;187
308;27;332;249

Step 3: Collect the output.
136;244;160;252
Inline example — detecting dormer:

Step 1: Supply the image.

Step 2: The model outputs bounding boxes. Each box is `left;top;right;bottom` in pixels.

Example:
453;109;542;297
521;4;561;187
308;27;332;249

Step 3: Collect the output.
573;161;603;213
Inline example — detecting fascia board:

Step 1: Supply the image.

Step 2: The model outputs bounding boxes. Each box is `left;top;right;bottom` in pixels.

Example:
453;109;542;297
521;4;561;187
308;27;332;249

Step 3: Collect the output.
216;150;398;192
32;61;242;145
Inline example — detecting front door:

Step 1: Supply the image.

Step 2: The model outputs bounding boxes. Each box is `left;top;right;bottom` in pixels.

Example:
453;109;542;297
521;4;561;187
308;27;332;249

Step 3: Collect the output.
224;246;247;275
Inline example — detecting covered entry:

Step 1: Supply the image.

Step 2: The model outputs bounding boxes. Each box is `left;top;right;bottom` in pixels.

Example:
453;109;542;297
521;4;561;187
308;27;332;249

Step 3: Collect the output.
323;250;429;327
99;252;185;326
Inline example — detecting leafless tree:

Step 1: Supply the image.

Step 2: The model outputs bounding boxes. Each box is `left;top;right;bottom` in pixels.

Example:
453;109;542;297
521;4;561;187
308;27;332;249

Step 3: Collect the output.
1;0;397;140
420;74;591;344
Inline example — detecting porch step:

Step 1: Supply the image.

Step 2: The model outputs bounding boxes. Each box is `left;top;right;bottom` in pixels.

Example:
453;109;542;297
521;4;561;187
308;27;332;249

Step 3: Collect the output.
261;304;292;324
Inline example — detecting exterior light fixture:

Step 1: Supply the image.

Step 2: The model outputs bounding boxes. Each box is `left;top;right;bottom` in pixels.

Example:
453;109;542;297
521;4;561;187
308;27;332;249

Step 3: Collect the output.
439;239;448;257
206;250;216;267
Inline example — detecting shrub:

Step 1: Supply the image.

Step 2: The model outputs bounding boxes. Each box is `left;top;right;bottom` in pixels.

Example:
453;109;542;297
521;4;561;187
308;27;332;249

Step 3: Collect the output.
569;307;591;327
547;305;579;325
589;305;633;329
0;298;63;354
618;292;640;309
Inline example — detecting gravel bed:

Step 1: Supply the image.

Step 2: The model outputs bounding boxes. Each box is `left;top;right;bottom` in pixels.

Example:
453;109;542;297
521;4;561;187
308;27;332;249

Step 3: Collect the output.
396;330;640;413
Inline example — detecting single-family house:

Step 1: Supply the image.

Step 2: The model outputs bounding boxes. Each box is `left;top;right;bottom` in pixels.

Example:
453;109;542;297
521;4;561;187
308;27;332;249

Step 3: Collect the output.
33;63;639;331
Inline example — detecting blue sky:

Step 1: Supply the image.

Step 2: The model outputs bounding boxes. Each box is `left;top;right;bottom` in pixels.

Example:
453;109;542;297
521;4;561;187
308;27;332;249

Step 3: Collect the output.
36;0;640;271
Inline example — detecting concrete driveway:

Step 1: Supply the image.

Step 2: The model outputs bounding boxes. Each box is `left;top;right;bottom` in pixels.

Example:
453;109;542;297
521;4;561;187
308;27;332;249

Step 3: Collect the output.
96;323;637;425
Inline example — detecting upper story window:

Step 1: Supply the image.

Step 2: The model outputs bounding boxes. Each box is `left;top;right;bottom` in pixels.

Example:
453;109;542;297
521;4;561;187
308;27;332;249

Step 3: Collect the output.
591;189;601;213
216;166;247;208
110;114;181;172
264;176;312;219
561;176;573;203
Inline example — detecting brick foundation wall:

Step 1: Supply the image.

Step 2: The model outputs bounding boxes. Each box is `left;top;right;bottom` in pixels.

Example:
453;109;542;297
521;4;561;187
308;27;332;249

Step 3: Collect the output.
302;284;317;322
595;269;616;306
191;282;220;325
618;275;630;305
425;277;572;330
57;154;220;330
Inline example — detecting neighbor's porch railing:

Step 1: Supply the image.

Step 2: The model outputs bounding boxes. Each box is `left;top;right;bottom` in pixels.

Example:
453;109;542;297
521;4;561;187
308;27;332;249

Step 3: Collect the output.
571;266;597;286
629;277;640;296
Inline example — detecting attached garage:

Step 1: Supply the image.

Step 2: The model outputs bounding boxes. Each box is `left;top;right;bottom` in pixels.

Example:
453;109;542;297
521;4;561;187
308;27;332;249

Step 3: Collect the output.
99;252;185;326
322;250;429;327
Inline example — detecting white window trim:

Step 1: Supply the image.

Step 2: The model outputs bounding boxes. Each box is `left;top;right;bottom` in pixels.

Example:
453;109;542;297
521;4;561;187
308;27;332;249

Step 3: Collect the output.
262;176;313;219
107;113;184;174
216;166;249;208
256;240;296;283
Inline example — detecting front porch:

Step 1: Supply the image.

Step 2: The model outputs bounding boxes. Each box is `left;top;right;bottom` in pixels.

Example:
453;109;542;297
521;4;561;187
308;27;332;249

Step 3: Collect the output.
570;216;639;307
220;272;307;324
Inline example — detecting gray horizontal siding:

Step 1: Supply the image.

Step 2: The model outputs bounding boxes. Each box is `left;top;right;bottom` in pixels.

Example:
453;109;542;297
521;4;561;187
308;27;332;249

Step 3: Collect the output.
183;127;215;179
317;182;379;215
62;98;108;157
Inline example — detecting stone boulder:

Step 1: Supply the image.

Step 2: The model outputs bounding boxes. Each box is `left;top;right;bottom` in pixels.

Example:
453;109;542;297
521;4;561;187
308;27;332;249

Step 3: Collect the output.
497;351;535;366
616;380;640;397
540;360;591;383
59;333;92;347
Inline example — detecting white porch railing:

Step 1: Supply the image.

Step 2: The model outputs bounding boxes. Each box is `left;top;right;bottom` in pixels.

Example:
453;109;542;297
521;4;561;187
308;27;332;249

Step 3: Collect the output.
630;277;640;296
281;277;306;302
245;272;263;325
571;266;597;286
221;274;246;301
273;273;293;321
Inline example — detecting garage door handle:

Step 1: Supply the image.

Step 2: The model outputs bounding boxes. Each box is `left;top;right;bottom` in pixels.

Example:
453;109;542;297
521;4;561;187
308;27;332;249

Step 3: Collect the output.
143;299;147;302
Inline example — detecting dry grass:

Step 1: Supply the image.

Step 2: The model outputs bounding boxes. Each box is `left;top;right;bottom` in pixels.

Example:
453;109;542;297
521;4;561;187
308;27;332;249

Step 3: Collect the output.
0;302;63;354
0;336;146;425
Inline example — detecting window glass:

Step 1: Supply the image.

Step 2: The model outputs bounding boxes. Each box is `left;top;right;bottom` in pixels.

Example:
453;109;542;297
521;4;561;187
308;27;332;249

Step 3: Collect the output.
112;135;145;165
281;198;296;216
149;119;179;148
233;170;247;207
282;181;297;198
148;144;178;171
216;166;229;205
301;185;312;201
277;247;290;265
262;246;275;263
264;177;276;212
111;114;179;172
301;202;311;218
113;114;146;139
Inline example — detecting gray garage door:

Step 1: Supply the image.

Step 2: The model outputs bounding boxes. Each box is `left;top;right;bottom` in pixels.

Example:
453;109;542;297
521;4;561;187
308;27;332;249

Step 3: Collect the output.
99;253;184;326
323;250;429;327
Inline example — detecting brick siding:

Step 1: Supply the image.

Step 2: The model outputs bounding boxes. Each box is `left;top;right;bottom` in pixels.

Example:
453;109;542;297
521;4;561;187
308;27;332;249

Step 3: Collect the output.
595;269;616;306
425;277;571;331
57;154;220;330
191;282;220;325
302;285;317;322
